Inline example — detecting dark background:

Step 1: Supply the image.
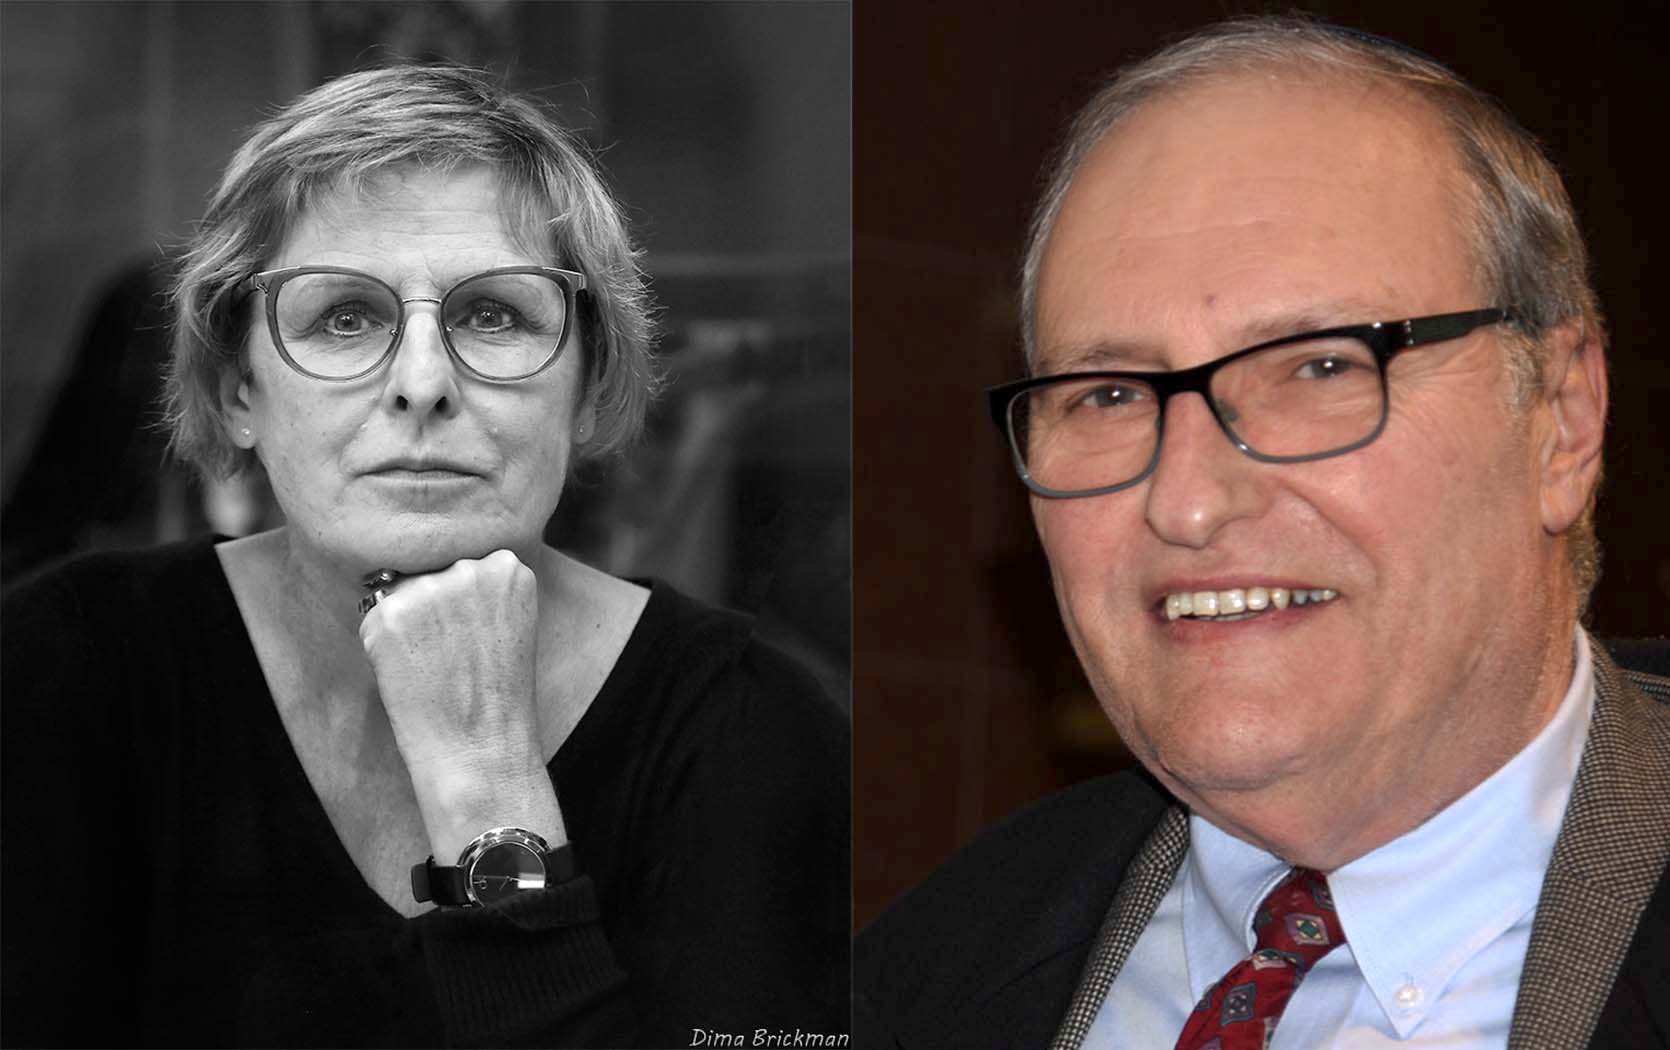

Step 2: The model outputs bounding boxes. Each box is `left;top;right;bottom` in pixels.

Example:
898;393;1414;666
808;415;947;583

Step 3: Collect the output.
4;0;1666;948
853;3;1669;929
0;1;851;702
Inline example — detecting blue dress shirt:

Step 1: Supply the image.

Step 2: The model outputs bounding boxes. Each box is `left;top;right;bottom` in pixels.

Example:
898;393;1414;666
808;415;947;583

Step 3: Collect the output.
1087;632;1595;1048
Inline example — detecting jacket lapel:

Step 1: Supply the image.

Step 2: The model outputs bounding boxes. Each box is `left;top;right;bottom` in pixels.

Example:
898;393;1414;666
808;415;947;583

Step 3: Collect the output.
1050;805;1187;1050
1507;645;1670;1049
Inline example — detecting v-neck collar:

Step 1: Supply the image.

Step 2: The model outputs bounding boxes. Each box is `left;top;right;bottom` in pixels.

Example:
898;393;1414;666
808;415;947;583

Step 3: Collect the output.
197;536;666;922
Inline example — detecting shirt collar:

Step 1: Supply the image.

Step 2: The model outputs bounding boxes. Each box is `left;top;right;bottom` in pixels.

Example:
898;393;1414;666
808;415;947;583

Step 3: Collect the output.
1181;630;1595;1036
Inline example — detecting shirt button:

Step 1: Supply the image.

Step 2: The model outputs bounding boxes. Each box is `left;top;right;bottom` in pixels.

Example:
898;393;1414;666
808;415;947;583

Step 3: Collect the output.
1395;983;1424;1010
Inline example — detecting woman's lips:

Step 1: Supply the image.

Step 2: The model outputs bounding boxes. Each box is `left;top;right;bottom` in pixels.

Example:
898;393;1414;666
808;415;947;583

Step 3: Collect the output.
363;455;484;479
371;467;475;479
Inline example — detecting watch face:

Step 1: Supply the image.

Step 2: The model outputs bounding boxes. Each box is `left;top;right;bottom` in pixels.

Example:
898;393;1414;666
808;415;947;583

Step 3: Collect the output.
467;841;546;905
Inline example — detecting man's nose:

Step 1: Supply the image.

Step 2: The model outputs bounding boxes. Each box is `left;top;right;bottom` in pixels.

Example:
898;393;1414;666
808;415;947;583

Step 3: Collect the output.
1142;391;1270;548
381;300;461;420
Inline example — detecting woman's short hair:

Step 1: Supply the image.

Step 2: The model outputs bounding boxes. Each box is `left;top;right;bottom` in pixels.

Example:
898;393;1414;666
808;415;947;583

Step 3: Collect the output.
165;63;660;481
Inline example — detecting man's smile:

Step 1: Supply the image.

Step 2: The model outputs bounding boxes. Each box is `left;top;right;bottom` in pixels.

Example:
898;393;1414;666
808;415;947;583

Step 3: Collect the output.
1161;585;1340;622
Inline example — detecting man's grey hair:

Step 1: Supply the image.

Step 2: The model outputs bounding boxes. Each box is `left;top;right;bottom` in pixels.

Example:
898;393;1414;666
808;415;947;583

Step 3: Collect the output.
1019;15;1605;612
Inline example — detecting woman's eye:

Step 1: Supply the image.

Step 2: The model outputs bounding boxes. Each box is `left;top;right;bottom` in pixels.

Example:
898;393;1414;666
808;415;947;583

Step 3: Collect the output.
464;301;519;332
322;303;379;337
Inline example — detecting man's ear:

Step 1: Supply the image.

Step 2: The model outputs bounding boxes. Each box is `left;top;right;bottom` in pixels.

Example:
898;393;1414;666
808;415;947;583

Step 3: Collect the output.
220;366;258;449
1537;320;1607;535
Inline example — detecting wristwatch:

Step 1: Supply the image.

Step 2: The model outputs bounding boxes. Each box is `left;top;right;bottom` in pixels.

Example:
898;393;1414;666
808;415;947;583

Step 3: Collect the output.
411;827;579;907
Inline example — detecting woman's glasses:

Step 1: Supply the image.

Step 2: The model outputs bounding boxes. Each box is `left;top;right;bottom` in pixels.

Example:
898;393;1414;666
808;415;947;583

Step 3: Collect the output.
242;265;587;382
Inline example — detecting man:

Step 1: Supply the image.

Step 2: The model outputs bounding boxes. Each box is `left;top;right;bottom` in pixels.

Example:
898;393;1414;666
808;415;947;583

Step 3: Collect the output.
856;17;1668;1050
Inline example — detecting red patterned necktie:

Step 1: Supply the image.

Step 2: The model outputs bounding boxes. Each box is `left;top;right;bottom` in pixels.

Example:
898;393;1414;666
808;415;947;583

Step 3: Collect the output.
1174;867;1346;1050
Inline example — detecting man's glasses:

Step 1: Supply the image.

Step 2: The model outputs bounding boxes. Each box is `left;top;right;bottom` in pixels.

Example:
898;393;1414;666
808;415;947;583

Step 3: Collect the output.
988;308;1513;498
241;265;587;382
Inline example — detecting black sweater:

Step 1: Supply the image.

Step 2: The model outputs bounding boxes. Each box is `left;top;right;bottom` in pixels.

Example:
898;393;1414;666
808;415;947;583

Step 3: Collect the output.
1;536;849;1048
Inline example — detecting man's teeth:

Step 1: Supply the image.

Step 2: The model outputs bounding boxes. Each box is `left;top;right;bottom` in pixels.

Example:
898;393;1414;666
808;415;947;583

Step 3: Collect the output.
1164;587;1338;621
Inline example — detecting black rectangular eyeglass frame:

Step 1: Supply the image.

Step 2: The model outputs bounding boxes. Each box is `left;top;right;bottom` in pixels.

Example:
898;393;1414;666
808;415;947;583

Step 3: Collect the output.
236;264;588;383
987;307;1514;498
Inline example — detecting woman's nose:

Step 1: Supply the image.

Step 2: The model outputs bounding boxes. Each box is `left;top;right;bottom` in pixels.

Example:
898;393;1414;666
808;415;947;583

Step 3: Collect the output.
381;300;461;420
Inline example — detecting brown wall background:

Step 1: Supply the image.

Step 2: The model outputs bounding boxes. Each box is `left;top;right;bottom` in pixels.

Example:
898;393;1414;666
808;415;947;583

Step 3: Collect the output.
853;2;1669;930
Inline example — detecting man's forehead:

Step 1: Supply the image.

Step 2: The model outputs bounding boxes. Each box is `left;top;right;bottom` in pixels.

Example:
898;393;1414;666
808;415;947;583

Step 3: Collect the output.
1034;69;1478;361
1065;71;1456;234
1095;66;1449;170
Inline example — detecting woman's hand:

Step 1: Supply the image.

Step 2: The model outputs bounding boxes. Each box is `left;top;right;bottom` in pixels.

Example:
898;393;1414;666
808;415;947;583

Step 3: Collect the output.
357;549;565;859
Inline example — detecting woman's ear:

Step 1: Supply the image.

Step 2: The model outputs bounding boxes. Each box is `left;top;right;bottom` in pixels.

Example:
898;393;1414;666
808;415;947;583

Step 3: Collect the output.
220;367;257;449
573;391;597;447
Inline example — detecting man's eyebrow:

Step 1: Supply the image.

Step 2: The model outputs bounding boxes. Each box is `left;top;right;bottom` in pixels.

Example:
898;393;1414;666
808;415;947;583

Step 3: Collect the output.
1039;340;1164;373
1038;300;1393;373
1236;301;1389;344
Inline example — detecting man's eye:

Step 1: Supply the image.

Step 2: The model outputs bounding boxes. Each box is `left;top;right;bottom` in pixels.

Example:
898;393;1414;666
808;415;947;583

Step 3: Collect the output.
1079;383;1147;409
1294;355;1359;380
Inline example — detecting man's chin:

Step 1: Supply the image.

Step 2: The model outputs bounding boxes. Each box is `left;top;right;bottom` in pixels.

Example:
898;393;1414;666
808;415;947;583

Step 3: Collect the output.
1140;728;1318;802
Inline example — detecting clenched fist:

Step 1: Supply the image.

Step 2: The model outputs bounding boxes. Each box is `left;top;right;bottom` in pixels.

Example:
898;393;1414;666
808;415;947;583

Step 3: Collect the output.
358;549;565;859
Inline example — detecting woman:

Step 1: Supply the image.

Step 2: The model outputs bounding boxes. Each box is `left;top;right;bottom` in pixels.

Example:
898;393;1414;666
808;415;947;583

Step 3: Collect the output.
0;65;848;1048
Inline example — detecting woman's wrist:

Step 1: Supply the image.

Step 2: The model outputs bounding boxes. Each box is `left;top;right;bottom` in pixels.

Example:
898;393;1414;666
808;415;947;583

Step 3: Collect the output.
409;756;568;862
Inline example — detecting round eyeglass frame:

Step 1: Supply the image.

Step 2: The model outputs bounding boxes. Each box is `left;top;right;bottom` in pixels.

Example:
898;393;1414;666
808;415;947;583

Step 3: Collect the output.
987;308;1514;499
242;264;588;383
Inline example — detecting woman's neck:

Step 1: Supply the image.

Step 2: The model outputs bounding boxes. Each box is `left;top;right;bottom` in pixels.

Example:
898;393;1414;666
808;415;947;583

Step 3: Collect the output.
219;528;387;707
217;527;648;759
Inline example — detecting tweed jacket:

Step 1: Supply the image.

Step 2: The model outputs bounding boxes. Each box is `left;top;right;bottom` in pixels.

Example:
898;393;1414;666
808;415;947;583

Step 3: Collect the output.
855;644;1670;1050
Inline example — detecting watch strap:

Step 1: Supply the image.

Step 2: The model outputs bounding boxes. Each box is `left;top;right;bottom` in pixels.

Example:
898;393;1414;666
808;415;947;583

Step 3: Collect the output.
411;840;580;906
543;841;580;883
411;858;472;905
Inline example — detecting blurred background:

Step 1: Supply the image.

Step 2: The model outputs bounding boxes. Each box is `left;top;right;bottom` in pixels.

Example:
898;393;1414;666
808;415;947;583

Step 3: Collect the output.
0;1;851;704
854;2;1669;929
